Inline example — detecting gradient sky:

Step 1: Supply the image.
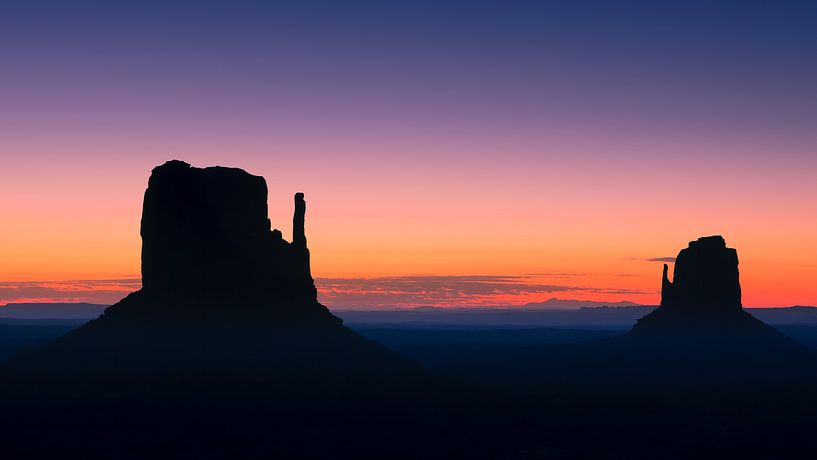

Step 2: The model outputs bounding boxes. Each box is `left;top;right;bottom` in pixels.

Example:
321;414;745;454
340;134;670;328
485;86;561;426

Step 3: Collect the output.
1;0;816;308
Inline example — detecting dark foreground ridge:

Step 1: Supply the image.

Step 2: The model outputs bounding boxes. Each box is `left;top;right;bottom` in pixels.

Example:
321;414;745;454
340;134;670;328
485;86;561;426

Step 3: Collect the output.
4;168;817;459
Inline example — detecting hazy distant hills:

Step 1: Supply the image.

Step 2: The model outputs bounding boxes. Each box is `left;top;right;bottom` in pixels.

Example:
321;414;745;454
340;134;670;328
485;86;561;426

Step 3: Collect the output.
0;302;107;320
337;305;654;328
388;298;641;311
340;304;817;328
4;301;817;327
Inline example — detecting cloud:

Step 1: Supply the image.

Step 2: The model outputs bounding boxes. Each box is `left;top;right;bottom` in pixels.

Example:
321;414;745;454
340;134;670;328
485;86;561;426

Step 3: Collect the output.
0;279;141;305
647;257;676;263
315;275;651;309
0;275;653;310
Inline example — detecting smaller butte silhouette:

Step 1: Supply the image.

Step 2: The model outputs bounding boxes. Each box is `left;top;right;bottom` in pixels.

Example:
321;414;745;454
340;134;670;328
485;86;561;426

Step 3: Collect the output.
3;160;419;388
627;235;797;351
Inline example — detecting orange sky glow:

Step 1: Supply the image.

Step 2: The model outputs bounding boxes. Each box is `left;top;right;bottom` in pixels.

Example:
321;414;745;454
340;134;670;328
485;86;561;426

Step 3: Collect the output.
1;146;815;309
2;1;816;309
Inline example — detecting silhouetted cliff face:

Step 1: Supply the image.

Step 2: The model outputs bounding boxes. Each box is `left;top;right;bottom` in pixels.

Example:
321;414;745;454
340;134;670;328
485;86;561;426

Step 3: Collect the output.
140;160;317;308
0;161;471;459
3;160;418;382
660;235;741;313
630;236;793;346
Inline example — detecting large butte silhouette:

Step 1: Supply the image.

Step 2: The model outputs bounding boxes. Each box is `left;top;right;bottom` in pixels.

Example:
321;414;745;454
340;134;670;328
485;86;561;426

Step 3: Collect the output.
0;161;494;458
5;160;417;382
138;160;320;315
0;161;473;458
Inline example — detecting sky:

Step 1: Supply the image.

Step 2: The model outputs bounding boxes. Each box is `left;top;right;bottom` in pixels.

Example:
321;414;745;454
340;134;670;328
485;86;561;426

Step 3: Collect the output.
1;0;816;309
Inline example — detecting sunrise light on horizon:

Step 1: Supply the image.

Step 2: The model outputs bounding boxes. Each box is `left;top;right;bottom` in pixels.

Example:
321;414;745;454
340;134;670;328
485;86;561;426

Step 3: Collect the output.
1;1;816;308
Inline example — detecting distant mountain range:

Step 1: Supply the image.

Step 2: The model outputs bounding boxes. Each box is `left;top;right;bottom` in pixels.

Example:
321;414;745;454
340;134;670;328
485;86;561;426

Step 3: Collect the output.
4;301;817;327
337;304;817;328
0;303;108;319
